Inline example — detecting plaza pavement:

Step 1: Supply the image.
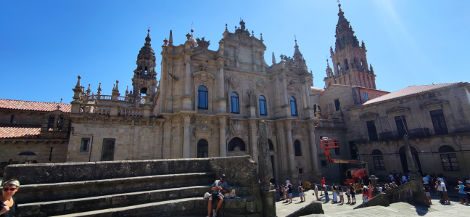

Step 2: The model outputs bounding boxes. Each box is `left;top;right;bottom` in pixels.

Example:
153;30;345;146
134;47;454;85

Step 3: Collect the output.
276;190;470;217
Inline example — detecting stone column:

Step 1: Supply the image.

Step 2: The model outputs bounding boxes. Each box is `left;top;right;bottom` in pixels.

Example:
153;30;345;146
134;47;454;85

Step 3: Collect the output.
249;119;258;162
308;122;321;181
183;115;191;158
183;54;192;110
219;116;227;157
285;120;297;180
217;59;226;113
280;74;290;116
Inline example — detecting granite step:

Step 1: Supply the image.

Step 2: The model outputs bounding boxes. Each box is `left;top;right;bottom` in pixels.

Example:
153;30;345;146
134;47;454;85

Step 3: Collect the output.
49;197;207;217
17;172;214;203
18;186;209;217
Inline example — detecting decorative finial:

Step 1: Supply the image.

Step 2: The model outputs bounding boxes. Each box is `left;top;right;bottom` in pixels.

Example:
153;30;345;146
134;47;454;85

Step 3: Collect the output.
225;23;228;31
272;52;276;65
294;35;298;46
97;82;102;95
260;33;263;41
169;30;173;45
251;30;254;36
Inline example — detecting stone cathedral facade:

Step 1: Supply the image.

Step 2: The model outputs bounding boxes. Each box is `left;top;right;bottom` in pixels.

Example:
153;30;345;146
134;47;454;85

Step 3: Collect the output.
2;4;468;182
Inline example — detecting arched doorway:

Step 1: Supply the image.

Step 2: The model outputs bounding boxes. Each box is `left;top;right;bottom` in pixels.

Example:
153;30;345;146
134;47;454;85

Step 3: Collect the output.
399;146;422;175
228;137;246;152
197;139;208;158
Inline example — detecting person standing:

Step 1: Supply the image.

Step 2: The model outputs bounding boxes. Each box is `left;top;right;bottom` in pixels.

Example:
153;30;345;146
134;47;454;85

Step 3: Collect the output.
362;186;369;203
457;181;466;205
339;185;344;205
349;183;356;205
314;184;320;201
298;184;305;202
321;177;326;196
1;179;20;217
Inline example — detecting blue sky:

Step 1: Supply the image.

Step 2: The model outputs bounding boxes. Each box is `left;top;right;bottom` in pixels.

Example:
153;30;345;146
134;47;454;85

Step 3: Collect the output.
1;0;469;102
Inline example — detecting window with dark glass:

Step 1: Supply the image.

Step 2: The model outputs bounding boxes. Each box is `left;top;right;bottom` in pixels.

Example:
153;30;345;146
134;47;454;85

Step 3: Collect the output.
439;145;459;171
80;138;91;152
47;116;55;129
259;95;267;116
290;96;298;117
395;115;408;138
198;85;208;110
430;109;448;135
366;120;378;141
334;99;341;111
10;115;15;124
294;140;302;156
372;149;385;170
230;92;239;114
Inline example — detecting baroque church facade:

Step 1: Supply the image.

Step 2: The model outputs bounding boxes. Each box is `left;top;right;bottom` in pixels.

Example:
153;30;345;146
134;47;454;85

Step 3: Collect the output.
1;4;469;182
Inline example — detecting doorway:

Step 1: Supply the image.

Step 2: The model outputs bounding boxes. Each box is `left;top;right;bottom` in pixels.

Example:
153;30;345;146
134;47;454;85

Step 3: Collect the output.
101;138;115;161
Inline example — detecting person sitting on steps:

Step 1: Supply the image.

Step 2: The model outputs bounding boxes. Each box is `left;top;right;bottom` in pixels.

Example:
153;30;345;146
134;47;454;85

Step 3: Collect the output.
207;174;229;217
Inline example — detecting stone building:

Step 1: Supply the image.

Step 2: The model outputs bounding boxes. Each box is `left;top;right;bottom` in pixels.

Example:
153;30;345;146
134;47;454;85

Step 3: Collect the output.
0;99;71;172
1;4;469;182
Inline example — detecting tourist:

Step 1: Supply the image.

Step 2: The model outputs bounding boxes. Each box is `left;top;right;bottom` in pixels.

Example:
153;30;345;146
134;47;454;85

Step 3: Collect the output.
0;179;20;217
324;185;330;203
435;180;443;203
424;185;432;205
313;183;320;201
206;174;229;217
465;181;470;206
349;183;356;205
457;181;467;205
388;173;395;183
298;184;305;202
345;185;351;204
321;177;326;196
362;186;369;203
286;180;293;204
339;185;344;205
423;174;430;188
332;185;338;204
401;174;408;184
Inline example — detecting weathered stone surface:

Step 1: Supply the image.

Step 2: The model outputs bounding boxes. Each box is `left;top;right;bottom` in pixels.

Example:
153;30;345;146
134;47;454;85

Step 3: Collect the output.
285;201;324;217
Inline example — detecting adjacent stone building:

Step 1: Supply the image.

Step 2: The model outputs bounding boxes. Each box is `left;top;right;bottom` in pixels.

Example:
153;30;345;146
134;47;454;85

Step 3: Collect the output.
1;4;469;183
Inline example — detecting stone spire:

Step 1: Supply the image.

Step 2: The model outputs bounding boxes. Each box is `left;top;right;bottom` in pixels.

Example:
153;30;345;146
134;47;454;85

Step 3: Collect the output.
132;29;157;101
97;82;102;96
292;38;307;71
169;30;173;46
335;2;359;51
72;75;83;101
326;59;333;77
272;52;276;65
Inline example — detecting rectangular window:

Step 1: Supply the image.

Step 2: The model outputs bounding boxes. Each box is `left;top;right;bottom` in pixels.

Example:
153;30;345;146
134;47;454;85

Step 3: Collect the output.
430;109;448;135
80;138;90;152
334;99;341;111
395;116;408;138
366;120;378;141
101;138;116;161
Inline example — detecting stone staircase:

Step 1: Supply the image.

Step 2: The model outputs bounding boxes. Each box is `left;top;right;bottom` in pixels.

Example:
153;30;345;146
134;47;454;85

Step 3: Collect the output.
3;156;264;217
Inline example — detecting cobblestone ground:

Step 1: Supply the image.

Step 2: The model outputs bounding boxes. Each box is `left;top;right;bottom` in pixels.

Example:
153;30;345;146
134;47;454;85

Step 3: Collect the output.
276;190;470;217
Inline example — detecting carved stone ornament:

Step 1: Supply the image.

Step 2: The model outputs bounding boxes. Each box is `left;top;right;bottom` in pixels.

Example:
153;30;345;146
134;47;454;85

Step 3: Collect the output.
227;76;240;89
193;70;215;83
359;111;379;120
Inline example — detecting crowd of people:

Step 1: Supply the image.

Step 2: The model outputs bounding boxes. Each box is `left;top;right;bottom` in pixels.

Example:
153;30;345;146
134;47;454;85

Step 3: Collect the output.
273;174;470;207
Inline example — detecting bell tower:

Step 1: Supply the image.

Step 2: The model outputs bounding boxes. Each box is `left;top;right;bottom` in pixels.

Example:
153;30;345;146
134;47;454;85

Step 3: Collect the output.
324;3;376;89
132;29;157;103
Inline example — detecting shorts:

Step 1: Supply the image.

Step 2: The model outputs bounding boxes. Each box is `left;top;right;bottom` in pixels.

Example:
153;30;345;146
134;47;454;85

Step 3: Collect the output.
288;193;293;198
425;192;431;197
209;192;224;201
299;192;305;197
459;193;466;200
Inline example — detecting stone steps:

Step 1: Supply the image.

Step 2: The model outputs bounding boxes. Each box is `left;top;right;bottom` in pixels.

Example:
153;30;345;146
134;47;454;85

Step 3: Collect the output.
18;186;208;217
16;172;213;203
49;197;207;217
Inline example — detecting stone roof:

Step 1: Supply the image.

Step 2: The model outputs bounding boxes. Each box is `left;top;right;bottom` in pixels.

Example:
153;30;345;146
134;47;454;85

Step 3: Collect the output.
363;83;460;105
0;127;41;139
0;99;71;113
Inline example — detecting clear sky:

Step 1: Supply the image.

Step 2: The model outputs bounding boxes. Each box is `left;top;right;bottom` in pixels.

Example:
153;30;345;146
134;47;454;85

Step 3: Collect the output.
1;0;469;102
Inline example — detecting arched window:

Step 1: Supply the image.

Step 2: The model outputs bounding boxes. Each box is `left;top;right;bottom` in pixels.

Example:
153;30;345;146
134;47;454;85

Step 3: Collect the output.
197;139;209;158
198;85;208;110
439;145;459;171
259;95;267;116
230;92;240;114
290;96;298;117
228;137;246;152
268;139;274;151
294;140;302;156
372;149;385;170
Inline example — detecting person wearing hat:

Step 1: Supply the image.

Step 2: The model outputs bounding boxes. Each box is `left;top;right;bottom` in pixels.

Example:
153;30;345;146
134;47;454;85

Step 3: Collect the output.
207;174;229;217
1;179;20;217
